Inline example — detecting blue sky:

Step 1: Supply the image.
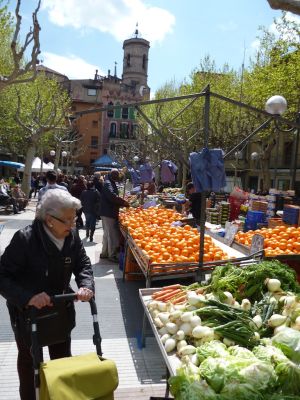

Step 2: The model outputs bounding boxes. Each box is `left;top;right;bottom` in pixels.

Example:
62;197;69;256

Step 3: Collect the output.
8;0;299;94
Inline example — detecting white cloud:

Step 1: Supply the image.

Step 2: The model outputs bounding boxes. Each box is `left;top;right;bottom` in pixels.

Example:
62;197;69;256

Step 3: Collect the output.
250;38;260;51
217;21;238;32
41;0;175;45
250;12;300;54
41;52;105;79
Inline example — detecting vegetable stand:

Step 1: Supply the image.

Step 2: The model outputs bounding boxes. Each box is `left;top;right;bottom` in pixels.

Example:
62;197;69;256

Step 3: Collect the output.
138;259;300;400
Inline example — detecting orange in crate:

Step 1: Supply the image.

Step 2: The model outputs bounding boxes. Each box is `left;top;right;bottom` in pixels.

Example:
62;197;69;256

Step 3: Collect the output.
125;248;143;281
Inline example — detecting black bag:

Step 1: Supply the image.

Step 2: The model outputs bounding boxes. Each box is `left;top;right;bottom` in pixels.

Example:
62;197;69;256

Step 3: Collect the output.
8;302;75;347
34;301;76;346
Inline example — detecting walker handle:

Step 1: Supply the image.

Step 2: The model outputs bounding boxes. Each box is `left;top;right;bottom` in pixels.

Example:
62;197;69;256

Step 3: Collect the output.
50;293;78;303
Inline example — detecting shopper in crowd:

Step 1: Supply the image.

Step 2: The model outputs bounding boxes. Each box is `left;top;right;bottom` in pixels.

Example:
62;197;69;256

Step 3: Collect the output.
80;180;101;242
93;173;104;194
11;184;28;211
0;179;20;214
57;173;69;189
0;189;94;400
38;170;68;203
70;176;86;229
99;169;129;262
185;182;202;224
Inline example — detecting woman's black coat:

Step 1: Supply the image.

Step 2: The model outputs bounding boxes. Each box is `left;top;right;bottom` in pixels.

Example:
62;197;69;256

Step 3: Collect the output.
0;219;94;341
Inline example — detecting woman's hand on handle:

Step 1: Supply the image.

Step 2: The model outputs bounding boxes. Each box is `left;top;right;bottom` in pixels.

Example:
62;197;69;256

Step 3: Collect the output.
77;287;94;301
27;292;52;309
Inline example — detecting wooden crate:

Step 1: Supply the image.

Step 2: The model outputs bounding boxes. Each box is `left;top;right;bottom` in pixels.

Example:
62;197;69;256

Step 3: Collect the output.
124;247;144;281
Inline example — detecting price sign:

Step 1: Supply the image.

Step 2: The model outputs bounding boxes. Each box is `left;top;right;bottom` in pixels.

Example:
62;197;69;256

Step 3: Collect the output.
224;224;238;246
250;234;264;255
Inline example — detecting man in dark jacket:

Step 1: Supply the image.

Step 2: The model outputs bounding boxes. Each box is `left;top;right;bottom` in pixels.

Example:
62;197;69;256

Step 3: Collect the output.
99;170;129;262
0;189;94;400
70;176;87;228
80;181;101;242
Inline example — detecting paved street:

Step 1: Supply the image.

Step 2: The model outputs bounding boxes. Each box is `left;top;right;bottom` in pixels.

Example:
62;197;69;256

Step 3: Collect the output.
0;200;169;399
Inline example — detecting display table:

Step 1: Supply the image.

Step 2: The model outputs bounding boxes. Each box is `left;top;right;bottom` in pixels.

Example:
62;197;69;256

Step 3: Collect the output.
139;288;180;375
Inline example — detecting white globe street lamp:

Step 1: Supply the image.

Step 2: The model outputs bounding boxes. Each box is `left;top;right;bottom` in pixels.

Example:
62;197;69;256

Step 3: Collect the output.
61;150;68;157
50;150;56;157
234;151;243;160
133;155;139;162
265;95;287;116
251;152;259;161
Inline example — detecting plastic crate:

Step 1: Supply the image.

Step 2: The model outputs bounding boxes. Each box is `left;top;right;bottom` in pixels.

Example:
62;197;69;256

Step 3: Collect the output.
246;210;266;223
283;205;299;225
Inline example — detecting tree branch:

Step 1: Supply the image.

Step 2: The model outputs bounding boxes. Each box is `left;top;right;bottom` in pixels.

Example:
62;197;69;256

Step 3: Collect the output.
0;0;41;91
267;0;300;15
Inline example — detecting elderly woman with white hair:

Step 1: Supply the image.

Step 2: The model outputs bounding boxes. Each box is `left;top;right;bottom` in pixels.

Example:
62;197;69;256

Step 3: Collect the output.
0;189;94;400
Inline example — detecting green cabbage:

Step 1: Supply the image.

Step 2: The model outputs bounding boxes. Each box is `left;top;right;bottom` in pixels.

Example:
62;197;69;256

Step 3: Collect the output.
199;355;276;393
253;344;288;365
239;361;277;391
228;345;257;360
272;328;300;363
220;382;264;400
168;375;216;400
275;360;300;395
196;340;229;363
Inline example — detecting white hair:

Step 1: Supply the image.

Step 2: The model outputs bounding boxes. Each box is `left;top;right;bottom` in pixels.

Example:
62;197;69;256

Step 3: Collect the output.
36;189;81;220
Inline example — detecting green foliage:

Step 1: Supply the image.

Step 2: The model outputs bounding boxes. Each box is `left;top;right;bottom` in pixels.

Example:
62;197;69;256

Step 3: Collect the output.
0;0;14;78
0;73;71;153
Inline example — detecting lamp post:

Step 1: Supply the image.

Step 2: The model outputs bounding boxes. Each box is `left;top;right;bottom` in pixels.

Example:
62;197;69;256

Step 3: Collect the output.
265;95;299;190
61;150;68;174
250;151;261;192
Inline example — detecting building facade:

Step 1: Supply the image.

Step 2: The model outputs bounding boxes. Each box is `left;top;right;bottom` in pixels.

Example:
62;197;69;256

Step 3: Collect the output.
69;28;150;172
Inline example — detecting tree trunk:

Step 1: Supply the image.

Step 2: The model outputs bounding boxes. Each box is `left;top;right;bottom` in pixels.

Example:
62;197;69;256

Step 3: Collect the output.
22;145;36;196
181;147;189;190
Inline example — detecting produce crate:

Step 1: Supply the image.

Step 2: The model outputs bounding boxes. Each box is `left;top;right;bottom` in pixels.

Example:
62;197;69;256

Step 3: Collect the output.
124;247;144;281
267;218;285;228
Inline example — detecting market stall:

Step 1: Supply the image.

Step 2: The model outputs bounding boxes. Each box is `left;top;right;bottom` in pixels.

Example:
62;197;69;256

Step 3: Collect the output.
139;260;300;400
120;207;246;287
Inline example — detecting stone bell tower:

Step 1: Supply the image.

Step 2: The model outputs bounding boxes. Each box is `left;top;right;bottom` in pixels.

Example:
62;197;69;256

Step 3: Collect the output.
122;24;150;97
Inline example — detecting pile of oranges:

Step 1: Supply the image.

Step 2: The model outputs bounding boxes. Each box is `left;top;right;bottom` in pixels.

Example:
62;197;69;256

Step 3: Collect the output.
120;207;229;264
119;206;182;230
235;225;300;257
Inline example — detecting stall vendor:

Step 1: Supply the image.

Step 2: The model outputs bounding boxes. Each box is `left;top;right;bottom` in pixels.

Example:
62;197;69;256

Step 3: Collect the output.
185;182;202;224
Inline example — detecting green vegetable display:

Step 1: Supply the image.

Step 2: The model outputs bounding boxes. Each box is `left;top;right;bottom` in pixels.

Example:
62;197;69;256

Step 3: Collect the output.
207;260;300;302
195;300;257;348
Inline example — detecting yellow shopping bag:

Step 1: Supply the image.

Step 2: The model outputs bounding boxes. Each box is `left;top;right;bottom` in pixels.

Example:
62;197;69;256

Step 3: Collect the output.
39;352;118;400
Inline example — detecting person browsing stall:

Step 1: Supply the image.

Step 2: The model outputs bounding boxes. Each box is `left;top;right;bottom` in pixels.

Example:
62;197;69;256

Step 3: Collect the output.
185;182;202;225
0;189;94;400
99;169;129;262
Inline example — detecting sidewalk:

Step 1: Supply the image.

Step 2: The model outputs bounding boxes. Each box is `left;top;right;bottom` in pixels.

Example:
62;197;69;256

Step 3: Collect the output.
0;200;169;399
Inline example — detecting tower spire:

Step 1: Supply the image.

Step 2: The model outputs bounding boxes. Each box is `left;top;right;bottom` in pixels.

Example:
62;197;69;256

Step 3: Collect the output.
132;22;142;39
114;61;117;77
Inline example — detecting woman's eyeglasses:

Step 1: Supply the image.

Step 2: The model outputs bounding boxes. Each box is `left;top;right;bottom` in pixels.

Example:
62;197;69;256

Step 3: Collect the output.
50;215;77;226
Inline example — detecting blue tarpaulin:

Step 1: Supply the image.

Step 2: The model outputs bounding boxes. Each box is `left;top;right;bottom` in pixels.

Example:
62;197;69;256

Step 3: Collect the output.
92;154;120;168
0;160;25;169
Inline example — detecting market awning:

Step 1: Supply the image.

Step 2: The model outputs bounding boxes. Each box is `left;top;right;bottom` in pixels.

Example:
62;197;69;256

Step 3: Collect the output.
0;160;25;169
92;154;121;168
